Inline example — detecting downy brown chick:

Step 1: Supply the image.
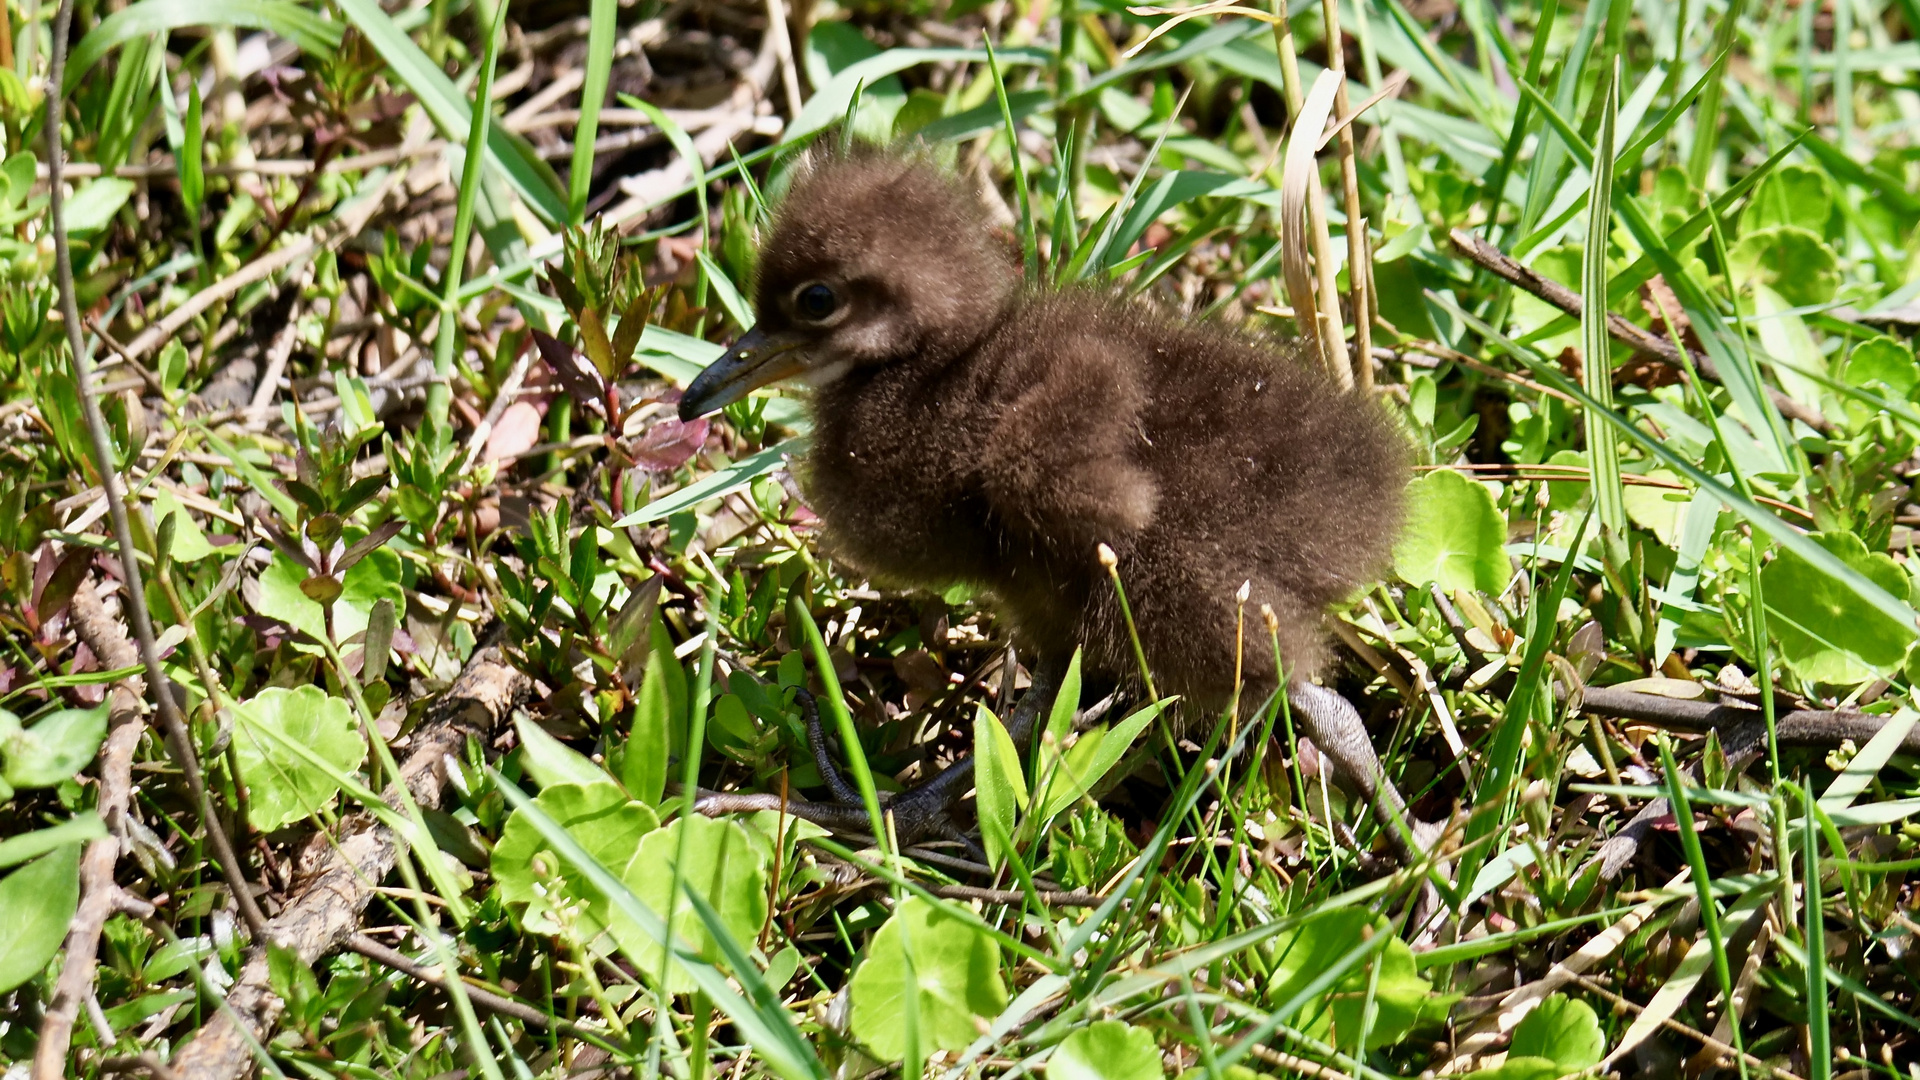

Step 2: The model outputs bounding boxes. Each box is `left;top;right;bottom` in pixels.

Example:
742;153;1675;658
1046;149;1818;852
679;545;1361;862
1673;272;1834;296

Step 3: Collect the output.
681;147;1426;857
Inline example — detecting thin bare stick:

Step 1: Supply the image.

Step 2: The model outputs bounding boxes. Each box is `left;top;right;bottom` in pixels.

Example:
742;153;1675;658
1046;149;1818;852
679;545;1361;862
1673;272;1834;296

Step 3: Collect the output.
33;581;153;1080
1278;71;1347;385
1415;462;1816;521
1574;685;1920;754
246;292;305;423
1448;227;1830;432
40;0;268;951
119;236;318;362
342;934;590;1033
930;883;1102;907
37;142;444;180
98;1055;185;1080
763;0;804;118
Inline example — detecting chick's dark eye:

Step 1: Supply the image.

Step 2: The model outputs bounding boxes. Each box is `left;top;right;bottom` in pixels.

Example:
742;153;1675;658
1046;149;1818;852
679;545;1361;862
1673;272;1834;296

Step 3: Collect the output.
796;283;838;320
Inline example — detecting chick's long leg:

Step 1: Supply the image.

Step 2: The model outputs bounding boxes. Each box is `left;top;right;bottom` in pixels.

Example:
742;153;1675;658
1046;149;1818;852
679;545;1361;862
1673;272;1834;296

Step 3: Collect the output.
694;655;1069;848
876;653;1069;842
1287;681;1437;866
797;689;863;806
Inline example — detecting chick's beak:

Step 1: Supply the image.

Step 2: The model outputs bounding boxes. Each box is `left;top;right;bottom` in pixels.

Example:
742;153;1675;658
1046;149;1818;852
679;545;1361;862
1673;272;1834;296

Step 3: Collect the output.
677;326;809;420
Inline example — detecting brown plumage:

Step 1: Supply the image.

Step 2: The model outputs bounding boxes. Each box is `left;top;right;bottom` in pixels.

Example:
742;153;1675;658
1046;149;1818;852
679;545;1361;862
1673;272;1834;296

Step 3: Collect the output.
682;146;1423;853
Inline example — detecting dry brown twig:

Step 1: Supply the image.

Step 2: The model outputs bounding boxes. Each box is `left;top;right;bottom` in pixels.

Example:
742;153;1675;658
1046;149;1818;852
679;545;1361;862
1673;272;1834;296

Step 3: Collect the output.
1566;683;1912;880
1574;684;1920;756
341;933;592;1035
1447;227;1831;433
37;142;445;181
32;580;161;1080
97;1054;185;1080
168;643;530;1080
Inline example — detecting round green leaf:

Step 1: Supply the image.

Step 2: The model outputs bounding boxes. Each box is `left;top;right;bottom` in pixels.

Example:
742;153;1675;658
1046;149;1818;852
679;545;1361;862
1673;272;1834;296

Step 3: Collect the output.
1648;166;1703;232
1393;469;1509;594
1509;993;1604;1070
253;546;404;648
1835;334;1912;413
492;781;659;936
231;685;366;830
0;843;80;994
1049;1020;1164;1080
1761;530;1918;685
1738;162;1833;236
608;815;767;994
1729;225;1840;307
848;896;1009;1061
1461;1057;1563;1080
2;704;107;790
1266;908;1432;1050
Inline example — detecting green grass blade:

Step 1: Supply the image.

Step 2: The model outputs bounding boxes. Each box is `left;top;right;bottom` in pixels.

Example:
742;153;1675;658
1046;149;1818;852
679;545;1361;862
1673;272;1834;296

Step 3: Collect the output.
1688;0;1749;185
1803;788;1832;1080
622;96;710;245
201;432;300;521
428;0;507;433
696;250;754;331
663;618;719;990
1459;509;1588;893
1656;734;1748;1074
985;34;1038;282
1212;931;1392;1072
783;46;1051;145
613;439;806;526
1514;0;1604;240
1080;87;1189;279
1502;77;1797;467
1478;0;1558;238
1582;59;1625;535
568;0;618;222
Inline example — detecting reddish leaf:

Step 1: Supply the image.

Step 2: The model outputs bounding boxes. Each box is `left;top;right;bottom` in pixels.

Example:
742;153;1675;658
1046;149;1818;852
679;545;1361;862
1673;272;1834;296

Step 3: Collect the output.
628;417;709;473
532;329;606;408
33;546;93;624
